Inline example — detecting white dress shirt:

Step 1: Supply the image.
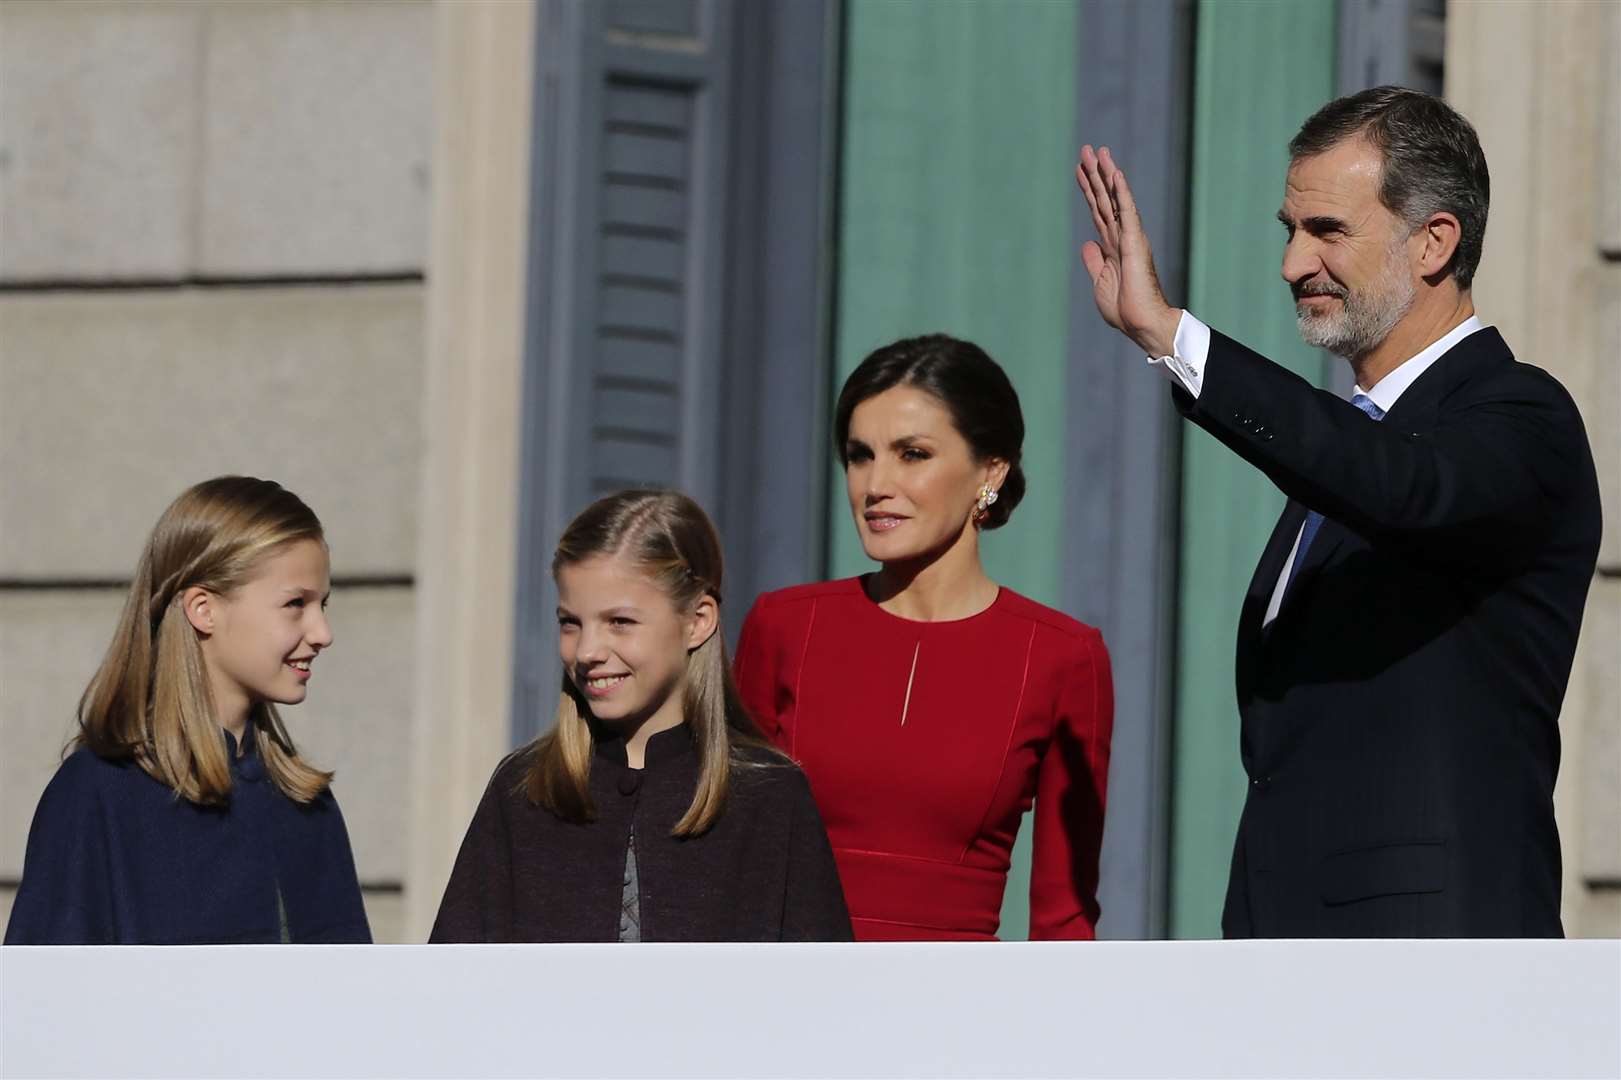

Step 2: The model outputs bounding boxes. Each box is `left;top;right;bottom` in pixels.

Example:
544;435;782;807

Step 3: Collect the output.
1149;311;1487;626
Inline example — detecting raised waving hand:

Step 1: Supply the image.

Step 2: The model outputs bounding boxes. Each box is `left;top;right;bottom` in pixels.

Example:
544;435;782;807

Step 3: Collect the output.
1075;145;1181;358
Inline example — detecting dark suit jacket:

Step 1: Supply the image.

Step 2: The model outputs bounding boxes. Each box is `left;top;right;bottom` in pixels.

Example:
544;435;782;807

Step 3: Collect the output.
1176;325;1601;938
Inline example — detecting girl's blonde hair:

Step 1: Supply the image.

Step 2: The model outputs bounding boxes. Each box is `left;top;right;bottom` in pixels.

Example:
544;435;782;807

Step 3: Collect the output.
525;489;783;835
76;476;334;805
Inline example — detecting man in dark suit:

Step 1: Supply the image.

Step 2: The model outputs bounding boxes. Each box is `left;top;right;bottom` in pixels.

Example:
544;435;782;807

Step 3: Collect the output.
1076;87;1602;936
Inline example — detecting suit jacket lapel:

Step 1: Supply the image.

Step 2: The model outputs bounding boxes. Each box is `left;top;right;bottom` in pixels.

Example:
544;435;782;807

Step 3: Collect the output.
1246;500;1309;618
1232;327;1512;698
1275;516;1349;624
1238;500;1309;693
1262;331;1492;624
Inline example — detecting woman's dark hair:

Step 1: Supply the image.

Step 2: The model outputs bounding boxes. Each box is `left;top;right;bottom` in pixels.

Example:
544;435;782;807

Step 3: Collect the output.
833;334;1025;530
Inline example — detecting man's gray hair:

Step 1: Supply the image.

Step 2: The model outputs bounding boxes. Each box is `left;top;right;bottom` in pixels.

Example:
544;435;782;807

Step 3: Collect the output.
1290;86;1490;288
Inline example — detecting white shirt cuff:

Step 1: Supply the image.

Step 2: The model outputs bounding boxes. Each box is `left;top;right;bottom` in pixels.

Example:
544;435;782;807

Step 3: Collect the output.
1145;310;1211;398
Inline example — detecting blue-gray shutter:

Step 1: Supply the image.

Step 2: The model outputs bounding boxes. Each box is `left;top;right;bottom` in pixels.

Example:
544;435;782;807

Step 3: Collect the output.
512;0;837;742
1066;0;1194;940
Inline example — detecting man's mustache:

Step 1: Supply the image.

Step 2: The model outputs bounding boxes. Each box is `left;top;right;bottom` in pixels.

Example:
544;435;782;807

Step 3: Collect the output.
1293;281;1349;302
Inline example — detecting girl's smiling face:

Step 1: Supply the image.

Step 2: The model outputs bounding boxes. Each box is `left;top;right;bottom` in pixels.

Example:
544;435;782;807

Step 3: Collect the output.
188;538;333;722
555;554;715;736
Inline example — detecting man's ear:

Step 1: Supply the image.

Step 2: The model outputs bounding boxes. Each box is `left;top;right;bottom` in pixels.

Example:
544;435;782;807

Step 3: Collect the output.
181;586;217;636
1416;211;1462;278
686;593;719;651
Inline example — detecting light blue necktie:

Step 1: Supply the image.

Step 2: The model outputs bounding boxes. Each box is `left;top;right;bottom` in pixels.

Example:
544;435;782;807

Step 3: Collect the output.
1283;393;1385;598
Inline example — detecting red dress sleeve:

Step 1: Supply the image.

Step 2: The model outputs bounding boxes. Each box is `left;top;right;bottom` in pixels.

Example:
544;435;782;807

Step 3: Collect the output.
734;597;783;742
1027;628;1114;940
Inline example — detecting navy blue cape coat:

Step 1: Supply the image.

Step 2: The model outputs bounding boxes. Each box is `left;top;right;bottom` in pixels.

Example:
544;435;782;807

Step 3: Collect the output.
5;726;370;944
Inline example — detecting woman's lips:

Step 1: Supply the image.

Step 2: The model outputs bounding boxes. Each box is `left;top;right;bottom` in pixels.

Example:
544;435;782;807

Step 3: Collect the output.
865;514;905;533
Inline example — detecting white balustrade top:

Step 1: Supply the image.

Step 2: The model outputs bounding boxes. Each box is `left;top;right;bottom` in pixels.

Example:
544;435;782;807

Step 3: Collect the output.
3;939;1617;1079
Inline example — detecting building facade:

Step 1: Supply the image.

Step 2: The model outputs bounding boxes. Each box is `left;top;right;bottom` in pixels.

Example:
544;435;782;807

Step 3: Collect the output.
1;0;1614;942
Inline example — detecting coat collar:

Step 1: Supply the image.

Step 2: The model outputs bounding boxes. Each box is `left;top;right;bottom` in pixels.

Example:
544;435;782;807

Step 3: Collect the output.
1378;325;1513;430
1356;315;1485;415
589;722;697;770
222;724;266;783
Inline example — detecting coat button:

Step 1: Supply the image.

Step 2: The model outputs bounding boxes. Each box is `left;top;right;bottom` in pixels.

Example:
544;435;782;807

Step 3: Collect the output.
617;771;642;797
1250;775;1272;790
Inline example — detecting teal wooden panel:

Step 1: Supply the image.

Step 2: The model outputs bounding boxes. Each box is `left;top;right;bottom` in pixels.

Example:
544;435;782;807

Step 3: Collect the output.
1170;0;1338;938
831;0;1078;939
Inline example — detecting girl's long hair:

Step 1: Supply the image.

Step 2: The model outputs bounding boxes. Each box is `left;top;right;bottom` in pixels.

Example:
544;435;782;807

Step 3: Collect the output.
76;476;335;805
525;490;783;836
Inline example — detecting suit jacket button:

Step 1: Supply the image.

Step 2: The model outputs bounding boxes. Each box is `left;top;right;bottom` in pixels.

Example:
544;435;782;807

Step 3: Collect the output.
1251;775;1271;790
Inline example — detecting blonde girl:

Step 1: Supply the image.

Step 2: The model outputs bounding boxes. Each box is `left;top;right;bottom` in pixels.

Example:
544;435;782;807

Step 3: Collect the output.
5;477;369;944
430;489;849;942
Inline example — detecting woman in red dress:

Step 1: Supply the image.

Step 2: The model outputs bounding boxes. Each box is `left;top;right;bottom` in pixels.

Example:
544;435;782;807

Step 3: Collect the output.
735;334;1115;941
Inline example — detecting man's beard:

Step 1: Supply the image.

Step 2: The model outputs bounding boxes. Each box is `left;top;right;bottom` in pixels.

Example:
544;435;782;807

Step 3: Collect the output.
1294;241;1416;358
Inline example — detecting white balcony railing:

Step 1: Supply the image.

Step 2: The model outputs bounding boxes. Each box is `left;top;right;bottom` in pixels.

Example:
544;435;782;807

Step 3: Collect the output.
3;940;1618;1078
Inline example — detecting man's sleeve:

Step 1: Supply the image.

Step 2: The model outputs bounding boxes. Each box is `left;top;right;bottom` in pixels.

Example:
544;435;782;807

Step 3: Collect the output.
1177;328;1595;573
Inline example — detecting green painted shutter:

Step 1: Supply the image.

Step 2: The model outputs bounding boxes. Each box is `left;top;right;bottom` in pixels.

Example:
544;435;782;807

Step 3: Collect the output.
831;0;1079;939
1169;0;1338;939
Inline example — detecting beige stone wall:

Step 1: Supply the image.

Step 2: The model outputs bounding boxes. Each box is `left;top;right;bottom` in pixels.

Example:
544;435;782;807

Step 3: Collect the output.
1446;0;1621;936
0;0;433;940
404;0;535;943
0;288;423;577
1;0;432;279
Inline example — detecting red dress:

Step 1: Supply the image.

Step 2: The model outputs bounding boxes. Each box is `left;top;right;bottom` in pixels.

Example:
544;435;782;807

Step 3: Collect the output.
734;577;1114;940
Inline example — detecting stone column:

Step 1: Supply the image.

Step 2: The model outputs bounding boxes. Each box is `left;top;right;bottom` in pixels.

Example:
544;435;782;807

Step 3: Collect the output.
404;0;537;941
1445;0;1621;936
